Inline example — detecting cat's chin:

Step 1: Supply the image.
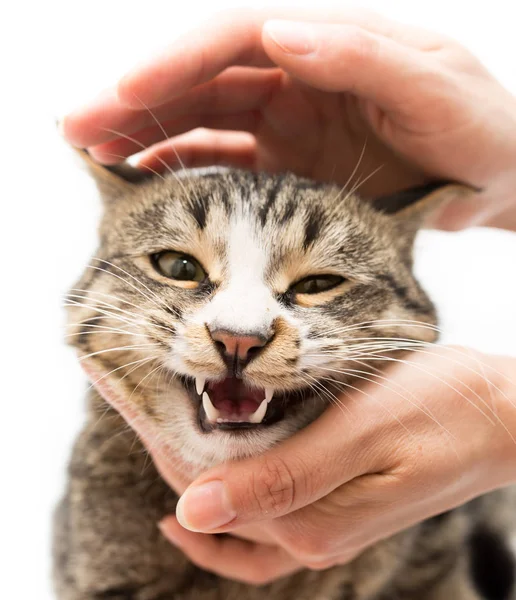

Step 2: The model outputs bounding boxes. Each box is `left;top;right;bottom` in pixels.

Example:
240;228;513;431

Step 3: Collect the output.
169;385;327;471
176;420;302;471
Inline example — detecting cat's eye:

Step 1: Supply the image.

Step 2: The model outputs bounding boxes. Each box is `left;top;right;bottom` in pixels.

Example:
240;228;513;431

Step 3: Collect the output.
151;251;206;283
291;275;345;295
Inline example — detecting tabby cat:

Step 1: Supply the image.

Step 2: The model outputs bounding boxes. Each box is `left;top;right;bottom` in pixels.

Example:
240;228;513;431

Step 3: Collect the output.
53;152;516;600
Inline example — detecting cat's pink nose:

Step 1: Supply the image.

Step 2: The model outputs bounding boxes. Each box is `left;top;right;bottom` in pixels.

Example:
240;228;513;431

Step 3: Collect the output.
210;329;269;364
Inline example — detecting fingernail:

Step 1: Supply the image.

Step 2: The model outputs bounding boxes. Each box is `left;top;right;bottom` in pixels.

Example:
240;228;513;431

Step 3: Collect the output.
176;481;236;532
264;20;317;55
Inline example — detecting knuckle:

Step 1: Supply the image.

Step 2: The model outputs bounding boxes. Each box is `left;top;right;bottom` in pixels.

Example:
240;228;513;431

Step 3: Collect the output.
250;456;296;516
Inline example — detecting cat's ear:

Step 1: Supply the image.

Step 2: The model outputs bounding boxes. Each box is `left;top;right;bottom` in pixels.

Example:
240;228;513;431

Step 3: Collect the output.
371;181;476;234
75;149;153;203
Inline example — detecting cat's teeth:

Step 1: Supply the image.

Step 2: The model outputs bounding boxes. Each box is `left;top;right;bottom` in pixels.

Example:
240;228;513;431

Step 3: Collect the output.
248;399;268;424
202;392;220;422
195;377;206;396
265;388;274;403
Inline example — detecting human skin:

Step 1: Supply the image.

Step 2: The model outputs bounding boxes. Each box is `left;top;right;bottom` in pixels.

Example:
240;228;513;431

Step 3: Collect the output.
62;8;516;231
62;9;516;584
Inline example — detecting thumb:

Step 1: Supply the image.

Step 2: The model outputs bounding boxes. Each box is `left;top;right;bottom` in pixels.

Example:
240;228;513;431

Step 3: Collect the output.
261;20;434;119
175;403;379;533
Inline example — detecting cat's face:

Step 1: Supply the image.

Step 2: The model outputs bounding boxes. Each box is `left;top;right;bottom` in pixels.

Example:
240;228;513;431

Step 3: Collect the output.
68;159;449;469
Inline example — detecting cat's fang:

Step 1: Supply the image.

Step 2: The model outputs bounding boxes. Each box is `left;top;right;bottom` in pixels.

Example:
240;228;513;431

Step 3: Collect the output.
195;377;206;396
202;391;220;422
265;388;274;403
248;399;268;424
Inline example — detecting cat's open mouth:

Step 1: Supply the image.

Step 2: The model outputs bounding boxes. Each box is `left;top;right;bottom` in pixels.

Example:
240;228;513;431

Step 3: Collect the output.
182;376;307;432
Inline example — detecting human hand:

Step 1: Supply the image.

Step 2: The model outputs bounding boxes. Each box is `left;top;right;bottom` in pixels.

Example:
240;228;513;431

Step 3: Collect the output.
61;8;516;230
153;346;516;584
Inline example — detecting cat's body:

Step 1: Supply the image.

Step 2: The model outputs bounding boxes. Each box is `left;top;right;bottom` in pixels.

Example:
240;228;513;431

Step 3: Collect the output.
54;159;516;600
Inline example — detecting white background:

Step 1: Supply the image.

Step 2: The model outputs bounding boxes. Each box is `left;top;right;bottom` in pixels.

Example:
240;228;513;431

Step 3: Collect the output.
2;1;516;598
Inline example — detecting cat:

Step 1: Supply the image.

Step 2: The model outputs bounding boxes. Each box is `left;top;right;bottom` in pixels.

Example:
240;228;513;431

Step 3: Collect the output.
53;151;516;600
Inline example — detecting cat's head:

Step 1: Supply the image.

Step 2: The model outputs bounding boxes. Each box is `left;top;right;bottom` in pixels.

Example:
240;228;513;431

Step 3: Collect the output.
67;153;466;469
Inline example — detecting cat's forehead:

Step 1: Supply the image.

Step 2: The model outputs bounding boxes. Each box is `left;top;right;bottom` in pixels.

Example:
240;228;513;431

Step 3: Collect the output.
172;169;342;224
129;170;367;228
101;168;390;275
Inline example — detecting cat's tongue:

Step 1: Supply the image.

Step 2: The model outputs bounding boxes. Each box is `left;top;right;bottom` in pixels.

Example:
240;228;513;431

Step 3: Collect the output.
203;378;269;424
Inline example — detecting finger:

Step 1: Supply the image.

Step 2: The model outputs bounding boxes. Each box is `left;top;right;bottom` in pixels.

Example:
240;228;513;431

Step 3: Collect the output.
137;131;257;172
118;10;275;109
88;112;260;164
159;516;301;585
117;8;439;109
175;399;393;533
261;21;438;119
61;68;280;149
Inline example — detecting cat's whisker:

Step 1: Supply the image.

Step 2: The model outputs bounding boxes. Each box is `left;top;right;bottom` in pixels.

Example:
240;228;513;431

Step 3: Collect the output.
66;293;175;335
379;354;516;442
86;264;168;315
129;93;199;199
65;298;176;336
346;356;451;431
348;163;385;200
90;257;181;319
69;287;159;317
86;355;161;426
335;163;385;209
64;301;150;331
312;352;514;438
331;137;368;204
300;372;352;417
66;292;150;323
127;362;168;404
298;372;348;418
131;365;170;470
308;342;514;411
66;321;137;332
301;376;346;417
78;343;161;362
93;151;166;181
65;329;147;339
66;324;142;339
90;402;116;431
310;319;442;338
89;355;160;391
315;365;456;442
327;374;416;439
305;340;429;355
313;335;433;346
99;126;192;201
304;342;429;360
380;346;516;417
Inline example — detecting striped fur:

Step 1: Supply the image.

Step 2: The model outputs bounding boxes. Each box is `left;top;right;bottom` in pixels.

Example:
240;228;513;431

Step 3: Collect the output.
54;162;515;600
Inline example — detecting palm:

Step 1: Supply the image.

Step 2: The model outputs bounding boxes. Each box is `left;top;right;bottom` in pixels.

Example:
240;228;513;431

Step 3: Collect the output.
82;70;429;198
250;73;428;194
